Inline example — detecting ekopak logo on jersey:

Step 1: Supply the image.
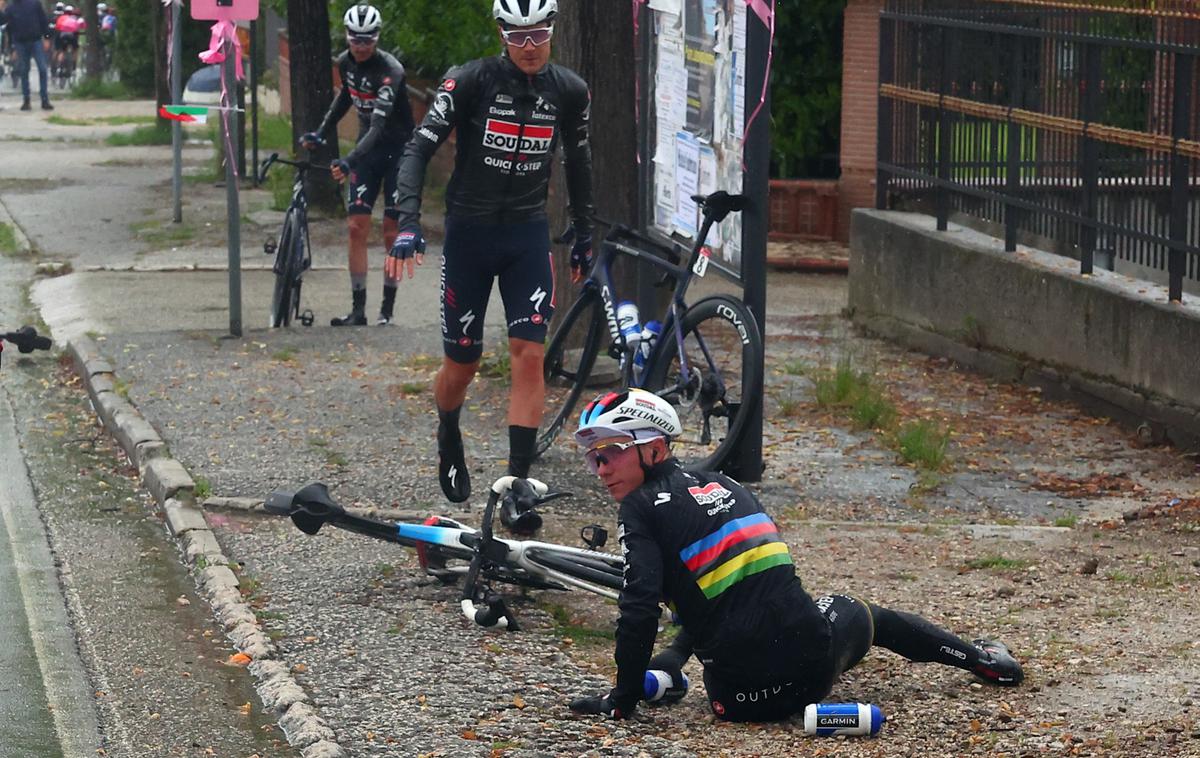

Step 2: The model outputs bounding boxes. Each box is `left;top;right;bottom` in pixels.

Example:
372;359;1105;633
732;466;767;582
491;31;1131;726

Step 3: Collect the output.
483;119;555;154
687;482;734;507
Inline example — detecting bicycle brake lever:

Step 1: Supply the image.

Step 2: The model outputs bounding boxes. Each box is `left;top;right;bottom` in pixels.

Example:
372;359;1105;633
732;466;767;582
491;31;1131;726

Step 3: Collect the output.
536;490;573;506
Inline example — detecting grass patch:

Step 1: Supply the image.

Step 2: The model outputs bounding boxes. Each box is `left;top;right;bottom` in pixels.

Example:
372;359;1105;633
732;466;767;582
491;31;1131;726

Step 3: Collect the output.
193;476;212;500
849;388;897;430
776;394;804;418
106;123;175;146
893;420;949;469
376;563;395;577
1053;514;1078;528
266;168;293;212
402;353;442;371
131;219;196;247
0;223;21;255
307;437;329;449
70;78;135;99
49;114;156;127
325;451;349;468
543;602;614;644
112;376;131;400
479;351;511;379
257;112;296;153
1106;570;1135;583
966;555;1031;570
778;358;808;376
272;347;298;363
398;382;426;396
812;356;896;431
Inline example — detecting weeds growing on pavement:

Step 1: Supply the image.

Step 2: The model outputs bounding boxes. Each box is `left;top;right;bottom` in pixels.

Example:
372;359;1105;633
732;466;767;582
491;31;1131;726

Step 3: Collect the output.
398;382;426;396
193;476;212;500
272;347;297;363
0;223;20;256
479;351;512;379
893;419;950;469
812;356;898;431
106;123;176;146
267;169;292;212
71;78;134;99
966;555;1031;570
1054;514;1079;528
49;114;155;127
541;601;615;645
777;358;807;376
131;219;196;247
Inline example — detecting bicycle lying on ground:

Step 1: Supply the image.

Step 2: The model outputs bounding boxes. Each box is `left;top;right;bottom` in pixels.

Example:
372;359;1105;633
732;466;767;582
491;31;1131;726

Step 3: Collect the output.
0;326;52;370
258;151;328;328
540;190;762;473
266;477;622;630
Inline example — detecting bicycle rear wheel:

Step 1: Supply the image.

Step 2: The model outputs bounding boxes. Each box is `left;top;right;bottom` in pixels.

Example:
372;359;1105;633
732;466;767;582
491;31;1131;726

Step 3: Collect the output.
536;290;614;457
644;294;763;473
269;212;297;328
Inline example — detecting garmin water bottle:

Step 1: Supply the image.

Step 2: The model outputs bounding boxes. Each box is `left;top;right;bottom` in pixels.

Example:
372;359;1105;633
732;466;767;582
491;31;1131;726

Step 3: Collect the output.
802;703;885;737
643;669;688;703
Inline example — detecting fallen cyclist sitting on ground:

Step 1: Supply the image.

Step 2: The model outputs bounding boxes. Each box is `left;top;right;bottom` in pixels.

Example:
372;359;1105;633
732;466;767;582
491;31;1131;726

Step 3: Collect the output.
566;388;1024;722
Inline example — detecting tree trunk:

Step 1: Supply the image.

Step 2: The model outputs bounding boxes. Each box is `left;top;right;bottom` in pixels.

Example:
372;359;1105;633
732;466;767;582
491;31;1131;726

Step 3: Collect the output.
83;0;101;80
286;0;341;213
550;0;639;311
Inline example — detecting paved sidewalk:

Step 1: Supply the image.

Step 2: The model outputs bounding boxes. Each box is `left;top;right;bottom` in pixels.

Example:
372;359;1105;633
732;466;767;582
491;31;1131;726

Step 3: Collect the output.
6;100;1199;756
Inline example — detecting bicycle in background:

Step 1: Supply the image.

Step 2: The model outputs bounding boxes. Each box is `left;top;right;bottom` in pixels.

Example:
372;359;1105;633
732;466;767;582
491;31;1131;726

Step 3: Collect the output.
540;191;762;473
257;150;328;328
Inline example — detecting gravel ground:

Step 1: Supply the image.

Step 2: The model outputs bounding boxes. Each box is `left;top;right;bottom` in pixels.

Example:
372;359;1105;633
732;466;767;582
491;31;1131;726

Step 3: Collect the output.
102;276;1200;757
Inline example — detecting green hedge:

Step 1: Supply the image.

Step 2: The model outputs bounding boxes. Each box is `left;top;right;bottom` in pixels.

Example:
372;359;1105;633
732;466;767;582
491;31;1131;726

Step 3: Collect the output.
115;1;214;98
770;0;846;179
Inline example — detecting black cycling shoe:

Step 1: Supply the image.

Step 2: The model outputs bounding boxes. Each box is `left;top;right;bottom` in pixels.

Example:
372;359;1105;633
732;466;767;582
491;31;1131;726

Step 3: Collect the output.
971;639;1024;686
330;310;367;327
437;420;471;503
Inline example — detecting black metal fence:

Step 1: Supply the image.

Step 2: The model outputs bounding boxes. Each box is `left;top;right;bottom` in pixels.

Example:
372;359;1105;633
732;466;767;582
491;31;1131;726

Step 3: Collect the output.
876;0;1200;301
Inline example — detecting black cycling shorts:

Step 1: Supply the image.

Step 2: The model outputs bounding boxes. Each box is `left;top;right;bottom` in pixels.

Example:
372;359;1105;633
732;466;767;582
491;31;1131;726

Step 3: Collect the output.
346;144;402;219
705;594;874;723
440;216;555;363
54;32;78;51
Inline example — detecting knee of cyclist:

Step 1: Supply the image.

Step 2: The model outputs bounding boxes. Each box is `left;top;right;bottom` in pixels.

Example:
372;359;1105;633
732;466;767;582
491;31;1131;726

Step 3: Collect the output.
347;216;371;241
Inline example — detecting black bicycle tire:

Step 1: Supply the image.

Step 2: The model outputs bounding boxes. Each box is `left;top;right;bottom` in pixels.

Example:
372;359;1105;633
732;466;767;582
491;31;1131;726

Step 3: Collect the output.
644;294;763;473
290;219;308;323
269;211;297;328
535;290;603;458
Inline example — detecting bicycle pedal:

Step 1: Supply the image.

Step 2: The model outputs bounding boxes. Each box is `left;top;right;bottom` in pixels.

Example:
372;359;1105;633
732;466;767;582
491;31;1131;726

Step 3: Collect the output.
299;310;315;327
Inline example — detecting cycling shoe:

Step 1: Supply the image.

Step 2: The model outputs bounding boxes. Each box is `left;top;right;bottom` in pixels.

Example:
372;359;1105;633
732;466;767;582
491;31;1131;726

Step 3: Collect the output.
437;419;471;503
971;639;1024;686
330;310;367;327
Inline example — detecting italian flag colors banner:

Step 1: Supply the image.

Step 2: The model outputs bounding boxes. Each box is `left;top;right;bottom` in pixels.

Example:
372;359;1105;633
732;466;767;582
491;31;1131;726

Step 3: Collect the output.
159;105;208;124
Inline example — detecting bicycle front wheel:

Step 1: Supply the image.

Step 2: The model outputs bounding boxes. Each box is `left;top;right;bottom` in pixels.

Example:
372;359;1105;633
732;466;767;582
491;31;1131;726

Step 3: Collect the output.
537;290;612;458
645;294;763;472
269;212;296;328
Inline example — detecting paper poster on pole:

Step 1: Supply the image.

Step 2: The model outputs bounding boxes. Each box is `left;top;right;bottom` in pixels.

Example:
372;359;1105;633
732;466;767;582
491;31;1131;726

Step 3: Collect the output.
673;131;701;237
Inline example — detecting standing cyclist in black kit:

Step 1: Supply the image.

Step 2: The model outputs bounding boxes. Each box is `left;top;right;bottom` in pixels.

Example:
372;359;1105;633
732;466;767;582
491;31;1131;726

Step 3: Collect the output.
387;0;594;504
567;389;1024;721
301;4;415;327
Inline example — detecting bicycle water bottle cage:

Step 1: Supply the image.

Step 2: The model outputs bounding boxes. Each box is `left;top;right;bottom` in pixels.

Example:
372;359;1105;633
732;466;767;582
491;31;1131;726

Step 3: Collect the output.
580;524;608;550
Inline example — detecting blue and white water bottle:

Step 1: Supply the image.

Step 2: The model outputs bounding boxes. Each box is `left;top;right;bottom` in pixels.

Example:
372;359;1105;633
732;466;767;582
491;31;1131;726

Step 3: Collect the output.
616;301;642;351
802;703;885;737
643;669;688;702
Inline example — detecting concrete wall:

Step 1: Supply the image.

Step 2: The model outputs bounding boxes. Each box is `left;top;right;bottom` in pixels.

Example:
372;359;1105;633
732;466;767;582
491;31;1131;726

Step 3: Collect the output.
849;209;1200;448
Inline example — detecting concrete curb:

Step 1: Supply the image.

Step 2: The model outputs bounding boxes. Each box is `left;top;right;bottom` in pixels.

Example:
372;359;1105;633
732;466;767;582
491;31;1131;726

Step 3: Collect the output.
65;336;347;758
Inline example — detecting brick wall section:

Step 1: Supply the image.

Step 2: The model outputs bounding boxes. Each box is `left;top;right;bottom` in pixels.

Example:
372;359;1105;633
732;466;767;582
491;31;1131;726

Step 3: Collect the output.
769;180;839;241
837;0;884;242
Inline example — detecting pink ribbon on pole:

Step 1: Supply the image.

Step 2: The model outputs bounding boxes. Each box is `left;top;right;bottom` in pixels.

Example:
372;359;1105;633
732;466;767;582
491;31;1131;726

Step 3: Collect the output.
740;0;775;169
198;19;244;81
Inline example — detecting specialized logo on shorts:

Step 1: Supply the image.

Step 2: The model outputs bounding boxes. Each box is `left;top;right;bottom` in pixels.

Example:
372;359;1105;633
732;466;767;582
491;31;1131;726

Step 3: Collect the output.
459;309;476;335
529;286;547;313
355;184;367;198
687;482;733;506
483;120;555;154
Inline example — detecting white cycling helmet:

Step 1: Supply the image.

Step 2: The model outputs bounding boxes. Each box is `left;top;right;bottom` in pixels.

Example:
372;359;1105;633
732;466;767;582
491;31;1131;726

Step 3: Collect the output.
574;389;681;447
493;0;557;27
54;2;65;11
97;3;107;12
343;4;382;36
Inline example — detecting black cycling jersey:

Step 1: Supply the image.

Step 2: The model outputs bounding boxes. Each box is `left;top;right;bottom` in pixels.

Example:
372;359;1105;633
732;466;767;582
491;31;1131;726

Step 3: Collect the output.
393;54;594;235
611;459;830;713
316;50;414;168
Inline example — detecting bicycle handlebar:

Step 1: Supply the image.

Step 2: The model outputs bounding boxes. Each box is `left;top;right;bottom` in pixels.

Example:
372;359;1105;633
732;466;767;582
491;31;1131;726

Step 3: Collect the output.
257;151;332;184
1;326;52;353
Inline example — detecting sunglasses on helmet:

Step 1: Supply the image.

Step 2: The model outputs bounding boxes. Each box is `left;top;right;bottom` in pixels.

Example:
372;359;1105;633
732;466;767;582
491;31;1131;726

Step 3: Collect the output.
501;26;553;48
583;439;653;473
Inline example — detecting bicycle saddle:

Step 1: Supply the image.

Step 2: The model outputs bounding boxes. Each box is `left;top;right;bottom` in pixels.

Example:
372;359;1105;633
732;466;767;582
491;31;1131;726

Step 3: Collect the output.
691;191;747;223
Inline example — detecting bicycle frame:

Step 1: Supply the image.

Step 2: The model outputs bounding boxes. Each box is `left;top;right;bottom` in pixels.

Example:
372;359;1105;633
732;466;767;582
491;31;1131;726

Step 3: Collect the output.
266;476;623;631
580;196;740;393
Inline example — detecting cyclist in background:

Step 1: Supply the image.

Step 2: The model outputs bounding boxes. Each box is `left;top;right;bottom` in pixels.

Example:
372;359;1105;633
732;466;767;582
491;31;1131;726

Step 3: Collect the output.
52;4;83;75
300;4;415;327
97;3;115;69
387;0;594;503
567;389;1024;721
